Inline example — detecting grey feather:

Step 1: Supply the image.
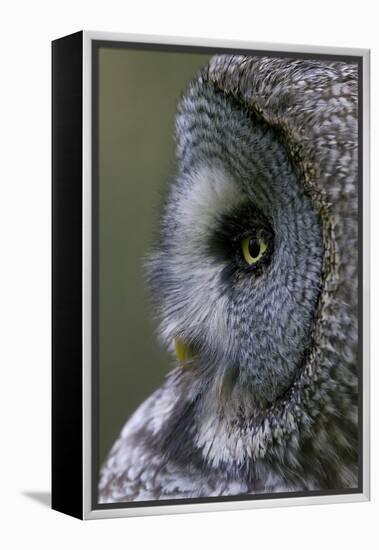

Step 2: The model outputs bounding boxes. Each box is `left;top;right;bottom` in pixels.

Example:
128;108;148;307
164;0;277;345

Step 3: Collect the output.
98;55;358;503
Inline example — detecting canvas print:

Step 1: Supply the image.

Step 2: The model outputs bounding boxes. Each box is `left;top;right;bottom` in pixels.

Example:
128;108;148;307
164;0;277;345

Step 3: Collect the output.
94;46;360;505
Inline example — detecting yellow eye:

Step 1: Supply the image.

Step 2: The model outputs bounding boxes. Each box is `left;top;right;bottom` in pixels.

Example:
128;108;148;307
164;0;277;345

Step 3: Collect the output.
241;235;268;265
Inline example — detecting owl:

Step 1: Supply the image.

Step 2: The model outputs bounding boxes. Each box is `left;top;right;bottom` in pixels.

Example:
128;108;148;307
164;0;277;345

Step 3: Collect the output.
98;55;359;502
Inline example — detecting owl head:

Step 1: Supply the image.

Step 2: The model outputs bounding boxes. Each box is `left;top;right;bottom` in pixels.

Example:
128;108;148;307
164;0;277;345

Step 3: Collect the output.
145;55;358;483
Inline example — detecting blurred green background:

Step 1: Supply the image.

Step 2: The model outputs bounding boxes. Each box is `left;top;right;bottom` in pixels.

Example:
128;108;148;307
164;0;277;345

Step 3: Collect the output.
98;46;212;466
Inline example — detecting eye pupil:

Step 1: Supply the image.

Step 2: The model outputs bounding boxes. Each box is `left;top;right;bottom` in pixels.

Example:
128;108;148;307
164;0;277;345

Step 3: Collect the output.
248;238;261;259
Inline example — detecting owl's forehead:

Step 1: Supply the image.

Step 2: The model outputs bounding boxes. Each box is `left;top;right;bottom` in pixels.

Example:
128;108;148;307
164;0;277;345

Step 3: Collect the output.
174;164;245;232
172;82;302;230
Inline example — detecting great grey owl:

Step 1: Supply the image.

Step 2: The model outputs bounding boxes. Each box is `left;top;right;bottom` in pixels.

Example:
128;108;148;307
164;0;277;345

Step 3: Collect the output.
98;55;359;503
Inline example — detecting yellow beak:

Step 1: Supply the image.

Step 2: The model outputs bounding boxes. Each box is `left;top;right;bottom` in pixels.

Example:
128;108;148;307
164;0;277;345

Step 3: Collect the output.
174;336;193;367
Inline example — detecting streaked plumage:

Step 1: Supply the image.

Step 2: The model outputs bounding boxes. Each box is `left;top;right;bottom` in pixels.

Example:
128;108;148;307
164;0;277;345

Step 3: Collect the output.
99;55;359;503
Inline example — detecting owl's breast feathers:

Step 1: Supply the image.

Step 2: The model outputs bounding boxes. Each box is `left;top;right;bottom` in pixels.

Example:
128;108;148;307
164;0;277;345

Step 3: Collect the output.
99;368;300;502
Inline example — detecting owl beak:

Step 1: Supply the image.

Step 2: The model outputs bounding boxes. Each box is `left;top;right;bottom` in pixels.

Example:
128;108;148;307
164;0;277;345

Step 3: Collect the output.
174;336;193;367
